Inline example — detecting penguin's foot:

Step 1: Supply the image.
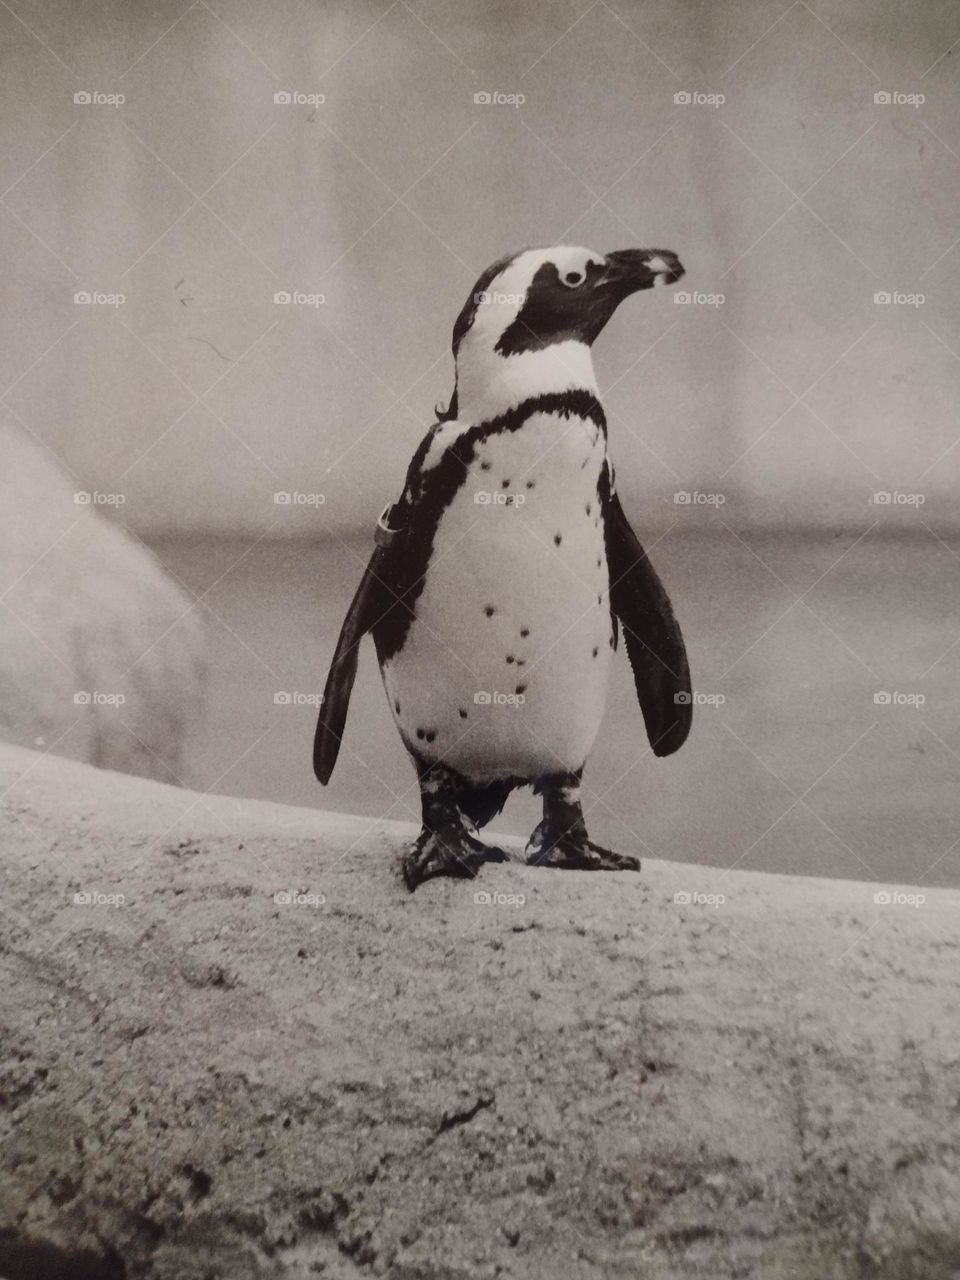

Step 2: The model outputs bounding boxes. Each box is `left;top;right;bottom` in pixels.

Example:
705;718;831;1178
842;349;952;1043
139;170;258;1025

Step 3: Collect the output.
525;821;640;873
402;825;509;892
526;772;641;872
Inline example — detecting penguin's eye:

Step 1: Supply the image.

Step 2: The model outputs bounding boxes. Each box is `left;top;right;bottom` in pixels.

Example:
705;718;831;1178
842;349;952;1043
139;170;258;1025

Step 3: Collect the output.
562;270;585;288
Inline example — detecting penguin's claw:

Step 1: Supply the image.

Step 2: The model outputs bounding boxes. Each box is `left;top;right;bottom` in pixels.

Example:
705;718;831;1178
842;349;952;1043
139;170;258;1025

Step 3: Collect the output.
402;828;509;891
525;829;640;873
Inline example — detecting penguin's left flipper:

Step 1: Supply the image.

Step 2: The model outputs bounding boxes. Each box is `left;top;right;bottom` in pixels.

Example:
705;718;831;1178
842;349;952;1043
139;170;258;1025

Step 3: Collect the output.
313;545;397;785
604;490;693;757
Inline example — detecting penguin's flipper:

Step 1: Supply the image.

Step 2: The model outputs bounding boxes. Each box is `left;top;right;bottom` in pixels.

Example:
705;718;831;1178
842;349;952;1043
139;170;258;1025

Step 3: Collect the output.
604;491;692;757
313;545;395;785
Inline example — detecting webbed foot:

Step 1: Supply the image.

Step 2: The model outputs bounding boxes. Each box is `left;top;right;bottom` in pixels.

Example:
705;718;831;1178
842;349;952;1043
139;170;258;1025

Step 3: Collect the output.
525;821;640;872
403;826;508;891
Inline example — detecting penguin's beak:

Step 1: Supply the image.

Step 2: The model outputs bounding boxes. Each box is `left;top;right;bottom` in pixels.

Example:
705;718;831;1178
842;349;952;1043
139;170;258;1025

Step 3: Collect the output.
600;248;685;293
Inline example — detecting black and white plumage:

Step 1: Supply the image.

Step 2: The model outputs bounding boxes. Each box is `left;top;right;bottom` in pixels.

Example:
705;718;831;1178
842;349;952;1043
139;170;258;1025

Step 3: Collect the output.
315;245;692;889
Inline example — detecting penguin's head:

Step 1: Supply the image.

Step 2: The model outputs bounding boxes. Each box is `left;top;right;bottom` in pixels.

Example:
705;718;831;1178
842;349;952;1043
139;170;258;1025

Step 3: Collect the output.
445;245;683;420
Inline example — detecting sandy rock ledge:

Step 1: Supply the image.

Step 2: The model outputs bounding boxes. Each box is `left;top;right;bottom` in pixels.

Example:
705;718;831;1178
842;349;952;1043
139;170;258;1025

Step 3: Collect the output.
1;742;960;1279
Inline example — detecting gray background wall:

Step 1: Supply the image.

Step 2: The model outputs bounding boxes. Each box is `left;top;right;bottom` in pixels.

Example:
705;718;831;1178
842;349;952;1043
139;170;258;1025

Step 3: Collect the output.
3;0;958;537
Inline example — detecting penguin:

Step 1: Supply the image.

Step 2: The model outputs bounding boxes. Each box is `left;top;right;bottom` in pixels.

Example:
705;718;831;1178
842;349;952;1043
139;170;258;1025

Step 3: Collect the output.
314;245;692;891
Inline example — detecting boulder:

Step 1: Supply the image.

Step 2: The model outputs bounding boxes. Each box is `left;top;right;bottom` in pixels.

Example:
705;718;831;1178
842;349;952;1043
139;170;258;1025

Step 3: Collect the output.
0;423;204;785
2;742;960;1279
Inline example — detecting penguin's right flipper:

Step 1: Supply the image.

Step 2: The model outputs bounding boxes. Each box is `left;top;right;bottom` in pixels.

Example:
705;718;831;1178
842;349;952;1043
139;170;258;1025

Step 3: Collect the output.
313;545;396;785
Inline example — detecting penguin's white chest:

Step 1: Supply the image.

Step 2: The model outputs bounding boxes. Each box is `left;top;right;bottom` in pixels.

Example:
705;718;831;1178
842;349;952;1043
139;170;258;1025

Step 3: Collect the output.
382;411;614;783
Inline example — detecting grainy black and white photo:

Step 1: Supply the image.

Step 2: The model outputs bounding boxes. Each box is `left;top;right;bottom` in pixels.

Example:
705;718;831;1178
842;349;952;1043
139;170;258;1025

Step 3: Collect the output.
2;2;959;1277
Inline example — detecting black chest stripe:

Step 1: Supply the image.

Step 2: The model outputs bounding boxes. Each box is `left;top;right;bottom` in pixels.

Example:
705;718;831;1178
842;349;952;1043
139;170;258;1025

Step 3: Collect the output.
373;390;606;664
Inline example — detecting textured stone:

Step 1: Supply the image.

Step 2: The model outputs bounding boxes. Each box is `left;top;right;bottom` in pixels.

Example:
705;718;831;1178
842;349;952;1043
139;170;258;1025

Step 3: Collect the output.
2;743;960;1279
0;424;204;784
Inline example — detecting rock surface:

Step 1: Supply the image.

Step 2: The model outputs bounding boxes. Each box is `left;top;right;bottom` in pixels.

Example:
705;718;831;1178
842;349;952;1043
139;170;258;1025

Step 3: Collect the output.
0;424;205;785
1;741;960;1280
